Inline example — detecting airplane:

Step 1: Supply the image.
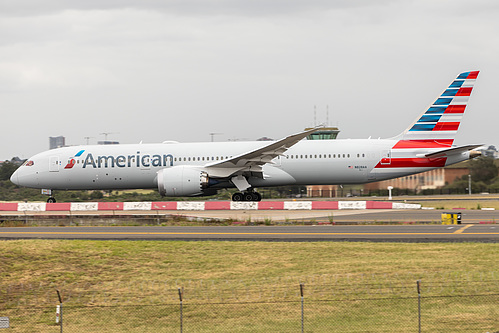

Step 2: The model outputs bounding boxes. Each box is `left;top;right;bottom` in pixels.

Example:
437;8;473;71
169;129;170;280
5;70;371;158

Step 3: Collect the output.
11;71;482;203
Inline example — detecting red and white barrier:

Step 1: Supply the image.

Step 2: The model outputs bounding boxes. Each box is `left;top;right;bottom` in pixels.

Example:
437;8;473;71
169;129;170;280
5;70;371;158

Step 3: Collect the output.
0;201;421;212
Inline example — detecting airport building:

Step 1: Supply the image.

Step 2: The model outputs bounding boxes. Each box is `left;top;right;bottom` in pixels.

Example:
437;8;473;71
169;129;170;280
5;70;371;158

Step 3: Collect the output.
307;164;470;197
362;163;470;192
98;140;120;145
49;136;66;150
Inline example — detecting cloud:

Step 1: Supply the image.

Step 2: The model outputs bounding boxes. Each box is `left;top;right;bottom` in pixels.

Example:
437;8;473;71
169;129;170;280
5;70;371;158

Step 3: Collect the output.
0;0;498;160
0;0;396;18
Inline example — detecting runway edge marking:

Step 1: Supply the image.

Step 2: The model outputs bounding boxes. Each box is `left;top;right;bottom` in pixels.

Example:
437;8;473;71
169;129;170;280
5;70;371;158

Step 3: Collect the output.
0;201;422;212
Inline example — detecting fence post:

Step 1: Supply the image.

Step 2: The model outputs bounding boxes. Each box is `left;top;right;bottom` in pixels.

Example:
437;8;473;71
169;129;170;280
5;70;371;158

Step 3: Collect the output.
300;283;304;333
178;287;183;333
416;280;421;333
56;290;63;333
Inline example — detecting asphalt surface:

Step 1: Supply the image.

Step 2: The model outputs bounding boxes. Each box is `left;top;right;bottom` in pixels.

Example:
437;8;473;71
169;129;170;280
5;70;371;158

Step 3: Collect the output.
318;209;499;224
1;224;498;242
2;207;485;224
1;208;498;242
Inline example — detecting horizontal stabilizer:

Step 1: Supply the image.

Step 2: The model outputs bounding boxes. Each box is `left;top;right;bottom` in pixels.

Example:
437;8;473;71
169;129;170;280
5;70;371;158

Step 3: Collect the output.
424;144;483;158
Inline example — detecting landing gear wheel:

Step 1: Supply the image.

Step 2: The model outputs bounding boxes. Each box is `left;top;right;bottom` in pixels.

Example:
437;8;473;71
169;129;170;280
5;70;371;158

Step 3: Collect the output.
243;192;254;202
232;192;243;201
47;197;56;203
252;192;262;202
231;190;261;202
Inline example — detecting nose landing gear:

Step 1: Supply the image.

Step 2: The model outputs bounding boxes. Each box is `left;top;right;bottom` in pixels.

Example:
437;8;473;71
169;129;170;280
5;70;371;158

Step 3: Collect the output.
42;189;56;203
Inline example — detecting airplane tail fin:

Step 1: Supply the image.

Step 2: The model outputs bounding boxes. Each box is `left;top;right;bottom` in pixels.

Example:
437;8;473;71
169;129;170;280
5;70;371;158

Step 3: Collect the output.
392;71;479;148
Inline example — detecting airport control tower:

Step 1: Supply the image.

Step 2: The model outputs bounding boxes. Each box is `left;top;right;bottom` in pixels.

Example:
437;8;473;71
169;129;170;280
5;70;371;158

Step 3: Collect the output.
304;127;340;140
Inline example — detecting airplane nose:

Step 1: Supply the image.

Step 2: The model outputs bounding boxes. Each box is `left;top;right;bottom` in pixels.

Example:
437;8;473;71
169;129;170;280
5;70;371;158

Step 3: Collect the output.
10;169;20;185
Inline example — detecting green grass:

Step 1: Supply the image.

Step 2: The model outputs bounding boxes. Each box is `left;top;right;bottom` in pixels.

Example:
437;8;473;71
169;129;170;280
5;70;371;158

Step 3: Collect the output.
0;240;497;332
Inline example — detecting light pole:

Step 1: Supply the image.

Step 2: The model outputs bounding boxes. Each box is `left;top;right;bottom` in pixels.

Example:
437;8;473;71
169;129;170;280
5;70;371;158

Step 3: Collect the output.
468;174;472;195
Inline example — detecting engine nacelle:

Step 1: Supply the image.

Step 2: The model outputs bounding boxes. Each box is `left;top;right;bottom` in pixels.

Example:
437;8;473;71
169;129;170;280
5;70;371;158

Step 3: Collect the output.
157;166;210;197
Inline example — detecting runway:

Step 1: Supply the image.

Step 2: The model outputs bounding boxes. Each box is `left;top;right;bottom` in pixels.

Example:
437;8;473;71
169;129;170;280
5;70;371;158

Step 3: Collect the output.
167;208;499;224
1;224;497;242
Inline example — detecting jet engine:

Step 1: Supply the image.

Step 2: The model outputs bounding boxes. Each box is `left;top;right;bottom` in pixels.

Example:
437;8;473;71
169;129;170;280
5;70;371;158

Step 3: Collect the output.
157;166;211;196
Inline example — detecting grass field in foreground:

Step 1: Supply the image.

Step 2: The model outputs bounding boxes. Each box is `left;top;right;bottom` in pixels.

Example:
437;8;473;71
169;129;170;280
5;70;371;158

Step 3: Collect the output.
0;240;497;332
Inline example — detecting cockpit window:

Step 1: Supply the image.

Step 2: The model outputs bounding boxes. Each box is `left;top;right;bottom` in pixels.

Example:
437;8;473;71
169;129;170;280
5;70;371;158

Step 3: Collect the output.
25;160;34;167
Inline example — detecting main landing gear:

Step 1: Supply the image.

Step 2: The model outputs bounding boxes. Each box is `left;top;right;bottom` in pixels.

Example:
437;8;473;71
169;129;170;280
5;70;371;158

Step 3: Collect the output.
230;176;261;201
231;191;262;202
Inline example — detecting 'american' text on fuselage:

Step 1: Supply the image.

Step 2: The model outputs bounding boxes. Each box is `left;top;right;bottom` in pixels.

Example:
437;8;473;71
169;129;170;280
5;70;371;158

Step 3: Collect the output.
82;153;174;168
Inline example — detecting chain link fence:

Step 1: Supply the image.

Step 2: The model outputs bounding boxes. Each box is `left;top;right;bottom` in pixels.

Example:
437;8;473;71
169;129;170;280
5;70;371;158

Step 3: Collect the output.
1;273;497;332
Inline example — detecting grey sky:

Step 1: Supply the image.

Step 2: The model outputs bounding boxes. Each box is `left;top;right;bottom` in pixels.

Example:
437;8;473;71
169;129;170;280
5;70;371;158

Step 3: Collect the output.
1;0;498;160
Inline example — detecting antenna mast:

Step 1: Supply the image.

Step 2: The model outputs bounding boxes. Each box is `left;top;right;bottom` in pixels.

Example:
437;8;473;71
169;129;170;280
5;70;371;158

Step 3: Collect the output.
83;136;94;145
326;105;329;126
314;105;317;126
209;133;222;142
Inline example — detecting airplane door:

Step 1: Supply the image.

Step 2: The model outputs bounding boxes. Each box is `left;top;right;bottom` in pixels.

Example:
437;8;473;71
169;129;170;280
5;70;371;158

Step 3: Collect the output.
380;150;392;165
49;156;60;172
368;150;390;180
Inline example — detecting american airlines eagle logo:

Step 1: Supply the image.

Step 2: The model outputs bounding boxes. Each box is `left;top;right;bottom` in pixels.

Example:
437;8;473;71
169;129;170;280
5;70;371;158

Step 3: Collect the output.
64;159;76;169
64;150;85;169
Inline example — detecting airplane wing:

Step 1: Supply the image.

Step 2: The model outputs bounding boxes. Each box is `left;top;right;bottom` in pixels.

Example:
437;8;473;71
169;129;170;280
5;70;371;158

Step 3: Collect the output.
424;144;483;158
204;127;321;178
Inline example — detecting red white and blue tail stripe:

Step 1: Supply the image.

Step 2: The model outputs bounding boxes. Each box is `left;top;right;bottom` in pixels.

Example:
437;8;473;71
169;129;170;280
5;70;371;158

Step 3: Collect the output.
374;71;480;176
395;71;479;146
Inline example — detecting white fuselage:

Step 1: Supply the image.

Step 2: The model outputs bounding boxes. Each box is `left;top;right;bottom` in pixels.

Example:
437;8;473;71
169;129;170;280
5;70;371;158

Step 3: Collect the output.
11;138;470;193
